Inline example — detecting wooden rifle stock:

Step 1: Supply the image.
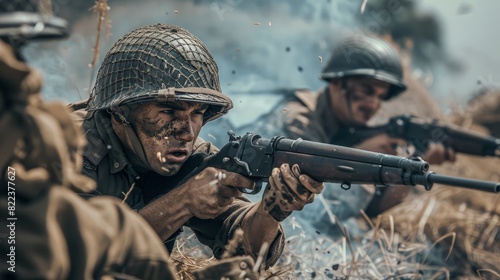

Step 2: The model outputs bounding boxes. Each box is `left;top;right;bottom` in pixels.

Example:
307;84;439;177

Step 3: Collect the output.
197;132;500;194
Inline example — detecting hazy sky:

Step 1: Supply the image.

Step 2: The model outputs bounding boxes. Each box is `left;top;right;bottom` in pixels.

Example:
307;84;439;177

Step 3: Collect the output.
421;0;500;105
23;0;500;125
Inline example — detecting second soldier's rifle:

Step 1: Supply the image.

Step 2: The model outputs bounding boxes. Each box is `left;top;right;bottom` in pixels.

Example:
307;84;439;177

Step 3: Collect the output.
334;115;500;158
165;131;500;195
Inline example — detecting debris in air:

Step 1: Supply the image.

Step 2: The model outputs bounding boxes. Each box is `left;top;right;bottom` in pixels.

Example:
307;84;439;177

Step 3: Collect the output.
360;0;368;14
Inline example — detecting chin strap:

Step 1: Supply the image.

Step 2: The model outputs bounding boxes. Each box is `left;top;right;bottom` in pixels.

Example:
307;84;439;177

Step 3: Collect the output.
340;79;355;123
109;106;152;172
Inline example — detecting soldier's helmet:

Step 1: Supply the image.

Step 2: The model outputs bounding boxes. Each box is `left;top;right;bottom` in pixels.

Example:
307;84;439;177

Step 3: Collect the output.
0;0;68;40
87;23;233;124
320;35;407;100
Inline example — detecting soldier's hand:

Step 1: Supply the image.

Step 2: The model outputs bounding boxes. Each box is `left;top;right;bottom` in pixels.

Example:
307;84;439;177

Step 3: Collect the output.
354;133;407;155
421;142;456;164
182;167;255;219
260;163;324;222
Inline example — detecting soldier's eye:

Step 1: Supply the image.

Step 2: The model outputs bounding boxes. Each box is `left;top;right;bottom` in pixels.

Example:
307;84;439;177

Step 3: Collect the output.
162;110;175;115
193;110;206;115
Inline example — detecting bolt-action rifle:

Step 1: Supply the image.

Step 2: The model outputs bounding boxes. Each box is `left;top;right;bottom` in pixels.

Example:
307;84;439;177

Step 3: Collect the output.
162;132;499;196
334;115;500;158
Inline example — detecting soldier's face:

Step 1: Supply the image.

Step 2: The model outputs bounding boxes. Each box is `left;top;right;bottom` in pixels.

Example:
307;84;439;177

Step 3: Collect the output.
330;78;390;126
130;101;208;176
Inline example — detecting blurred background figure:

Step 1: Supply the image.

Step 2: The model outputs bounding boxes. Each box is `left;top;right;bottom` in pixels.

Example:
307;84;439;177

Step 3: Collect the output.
0;1;177;279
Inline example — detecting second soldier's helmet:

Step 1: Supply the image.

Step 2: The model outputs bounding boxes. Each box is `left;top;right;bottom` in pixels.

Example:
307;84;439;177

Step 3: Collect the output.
320;35;407;100
87;23;233;124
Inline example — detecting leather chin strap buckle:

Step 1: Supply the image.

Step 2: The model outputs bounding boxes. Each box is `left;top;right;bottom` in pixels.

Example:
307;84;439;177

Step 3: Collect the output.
157;87;177;103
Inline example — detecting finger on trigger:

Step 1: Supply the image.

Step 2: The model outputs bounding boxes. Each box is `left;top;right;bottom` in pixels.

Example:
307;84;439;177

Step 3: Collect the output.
221;171;255;191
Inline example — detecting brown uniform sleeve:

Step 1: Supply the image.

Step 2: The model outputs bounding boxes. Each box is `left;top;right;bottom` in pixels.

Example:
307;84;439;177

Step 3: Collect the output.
1;186;177;280
281;99;329;143
186;196;285;266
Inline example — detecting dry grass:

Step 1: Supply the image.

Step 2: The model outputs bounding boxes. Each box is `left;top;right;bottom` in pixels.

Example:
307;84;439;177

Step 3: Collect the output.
90;0;112;68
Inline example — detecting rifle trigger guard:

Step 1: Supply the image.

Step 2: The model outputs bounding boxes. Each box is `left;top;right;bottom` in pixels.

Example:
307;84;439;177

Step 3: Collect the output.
239;181;262;195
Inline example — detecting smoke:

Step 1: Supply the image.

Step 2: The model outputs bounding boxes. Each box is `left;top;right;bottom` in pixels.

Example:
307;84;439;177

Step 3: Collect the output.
21;0;500;121
21;0;362;124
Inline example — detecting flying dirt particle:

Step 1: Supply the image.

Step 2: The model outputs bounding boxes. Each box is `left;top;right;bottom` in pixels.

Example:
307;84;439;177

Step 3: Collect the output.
319;56;323;62
283;108;289;112
164;136;169;140
161;157;166;163
360;0;368;14
315;230;320;234
106;145;112;149
236;48;240;52
208;133;217;140
161;167;170;173
253;22;261;26
457;3;472;15
268;21;272;26
286;46;290;52
232;70;236;75
209;180;219;186
298;66;303;72
174;10;179;15
332;264;339;271
156;152;162;162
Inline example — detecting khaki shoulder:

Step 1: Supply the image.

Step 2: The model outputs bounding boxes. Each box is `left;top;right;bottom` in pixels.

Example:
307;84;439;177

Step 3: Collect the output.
193;137;219;155
293;89;319;111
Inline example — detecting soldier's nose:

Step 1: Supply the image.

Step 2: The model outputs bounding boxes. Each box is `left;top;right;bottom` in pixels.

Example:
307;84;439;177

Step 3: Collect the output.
175;120;195;142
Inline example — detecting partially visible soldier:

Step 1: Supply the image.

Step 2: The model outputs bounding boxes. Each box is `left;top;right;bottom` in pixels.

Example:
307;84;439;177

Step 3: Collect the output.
71;23;324;267
467;88;500;138
0;1;177;279
242;35;456;225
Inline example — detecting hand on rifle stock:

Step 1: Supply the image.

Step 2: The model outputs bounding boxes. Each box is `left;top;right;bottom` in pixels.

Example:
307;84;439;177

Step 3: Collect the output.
353;133;406;155
260;163;324;222
421;142;456;164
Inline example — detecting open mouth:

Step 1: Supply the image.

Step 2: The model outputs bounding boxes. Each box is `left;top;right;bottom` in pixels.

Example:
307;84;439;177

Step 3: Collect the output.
164;150;189;163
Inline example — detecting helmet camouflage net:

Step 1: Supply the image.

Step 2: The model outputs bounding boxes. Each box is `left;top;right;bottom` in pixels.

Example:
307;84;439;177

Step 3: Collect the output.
88;23;233;123
320;35;407;100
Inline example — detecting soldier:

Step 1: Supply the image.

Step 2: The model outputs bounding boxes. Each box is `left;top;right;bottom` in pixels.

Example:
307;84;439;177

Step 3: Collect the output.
0;1;177;279
242;35;455;224
71;23;324;266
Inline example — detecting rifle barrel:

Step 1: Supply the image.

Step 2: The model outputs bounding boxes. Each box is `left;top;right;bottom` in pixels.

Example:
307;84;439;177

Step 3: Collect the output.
426;173;500;193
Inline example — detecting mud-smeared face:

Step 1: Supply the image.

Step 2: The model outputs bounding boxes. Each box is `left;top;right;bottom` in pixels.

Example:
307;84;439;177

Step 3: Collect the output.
330;77;390;126
130;101;208;176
